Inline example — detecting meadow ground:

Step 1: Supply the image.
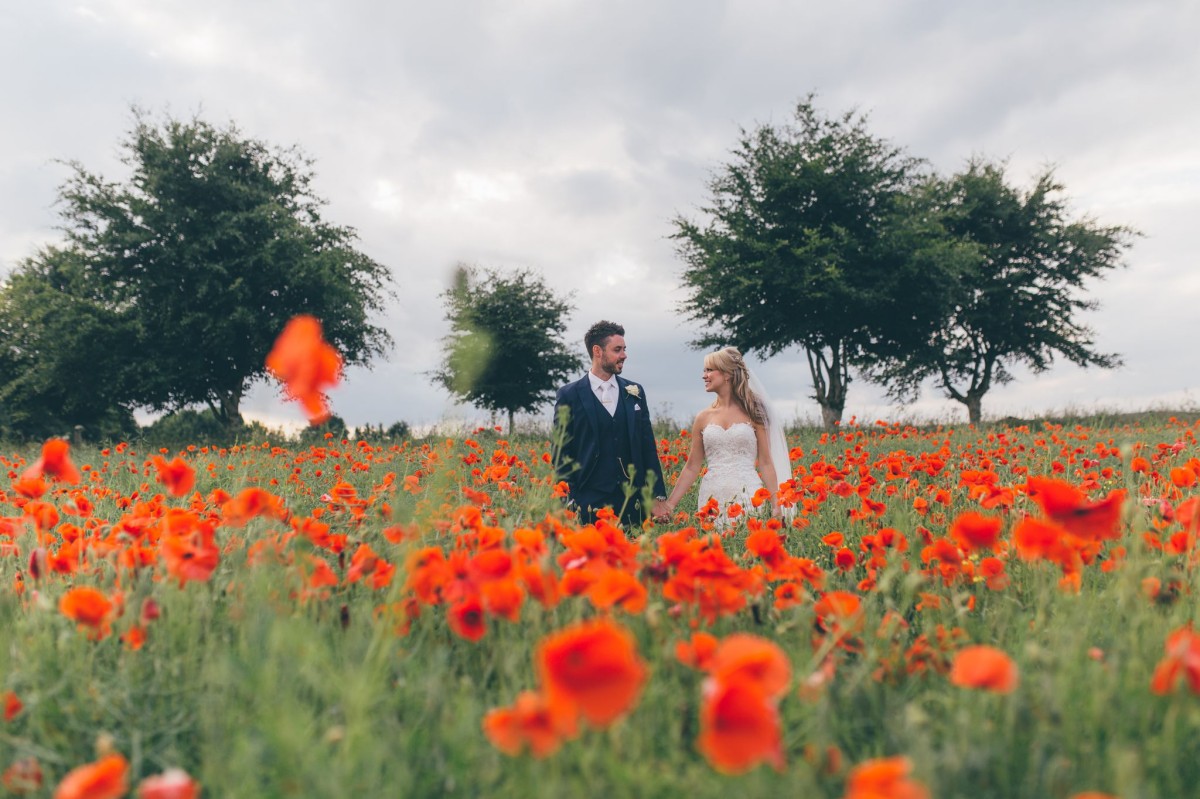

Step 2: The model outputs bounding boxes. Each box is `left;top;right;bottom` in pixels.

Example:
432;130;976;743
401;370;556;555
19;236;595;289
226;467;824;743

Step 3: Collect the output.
1;413;1199;798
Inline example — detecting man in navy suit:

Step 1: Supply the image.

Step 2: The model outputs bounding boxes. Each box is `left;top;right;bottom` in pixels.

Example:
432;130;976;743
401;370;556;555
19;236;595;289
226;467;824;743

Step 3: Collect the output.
552;320;669;527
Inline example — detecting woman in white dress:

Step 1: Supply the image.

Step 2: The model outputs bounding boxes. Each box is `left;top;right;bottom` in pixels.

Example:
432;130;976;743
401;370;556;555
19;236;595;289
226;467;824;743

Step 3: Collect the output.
658;347;791;527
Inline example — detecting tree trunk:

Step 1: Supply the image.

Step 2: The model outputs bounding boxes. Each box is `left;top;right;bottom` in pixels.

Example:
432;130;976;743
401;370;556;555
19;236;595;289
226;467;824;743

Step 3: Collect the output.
216;391;244;429
965;394;983;426
507;408;515;434
819;402;843;429
805;341;850;429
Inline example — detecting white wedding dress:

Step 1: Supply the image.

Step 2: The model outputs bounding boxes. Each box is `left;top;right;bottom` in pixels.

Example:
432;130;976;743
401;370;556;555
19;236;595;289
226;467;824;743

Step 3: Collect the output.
698;423;763;527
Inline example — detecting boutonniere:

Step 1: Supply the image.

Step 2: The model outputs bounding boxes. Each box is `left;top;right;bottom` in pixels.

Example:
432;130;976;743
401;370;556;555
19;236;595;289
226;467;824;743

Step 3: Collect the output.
625;385;640;398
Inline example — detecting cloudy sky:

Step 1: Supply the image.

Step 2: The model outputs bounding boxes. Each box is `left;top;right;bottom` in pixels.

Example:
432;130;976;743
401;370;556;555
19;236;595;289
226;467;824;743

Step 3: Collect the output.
2;0;1197;431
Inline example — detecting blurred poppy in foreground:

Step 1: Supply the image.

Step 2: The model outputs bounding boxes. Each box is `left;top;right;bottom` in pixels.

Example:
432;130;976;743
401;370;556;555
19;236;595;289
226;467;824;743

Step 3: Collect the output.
59;587;115;640
843;756;929;799
482;691;562;758
136;768;199;799
949;645;1019;694
1026;477;1124;541
23;439;81;485
535;618;647;733
53;753;127;799
1150;624;1200;695
265;315;343;424
152;456;196;497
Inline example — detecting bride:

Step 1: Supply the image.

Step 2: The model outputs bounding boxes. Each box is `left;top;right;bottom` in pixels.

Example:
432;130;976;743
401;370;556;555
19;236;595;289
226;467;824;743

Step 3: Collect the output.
658;347;792;528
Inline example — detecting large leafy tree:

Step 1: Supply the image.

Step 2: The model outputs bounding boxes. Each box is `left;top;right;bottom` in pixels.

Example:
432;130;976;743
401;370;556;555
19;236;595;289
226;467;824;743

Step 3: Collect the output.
672;97;955;427
864;159;1136;425
3;109;392;432
0;247;140;439
432;265;581;431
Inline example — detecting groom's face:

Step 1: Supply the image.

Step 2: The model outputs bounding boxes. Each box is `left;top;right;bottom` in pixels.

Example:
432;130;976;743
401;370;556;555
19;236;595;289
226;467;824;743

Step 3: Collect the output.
593;335;627;377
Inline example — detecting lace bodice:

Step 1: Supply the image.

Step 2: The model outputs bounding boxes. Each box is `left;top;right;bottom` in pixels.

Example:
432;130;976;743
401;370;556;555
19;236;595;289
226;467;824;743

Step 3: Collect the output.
699;423;762;525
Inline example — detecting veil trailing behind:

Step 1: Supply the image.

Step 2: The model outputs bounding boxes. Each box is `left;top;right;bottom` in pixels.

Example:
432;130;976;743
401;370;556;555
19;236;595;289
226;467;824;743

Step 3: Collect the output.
745;367;793;516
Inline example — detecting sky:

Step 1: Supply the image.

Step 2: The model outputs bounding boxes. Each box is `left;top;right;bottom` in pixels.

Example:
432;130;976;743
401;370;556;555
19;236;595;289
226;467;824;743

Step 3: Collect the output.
2;0;1198;433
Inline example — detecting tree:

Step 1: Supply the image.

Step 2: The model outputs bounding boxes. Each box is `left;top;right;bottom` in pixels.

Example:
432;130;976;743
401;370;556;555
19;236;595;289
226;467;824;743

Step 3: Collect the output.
863;159;1137;425
3;109;393;430
0;247;139;440
432;265;581;431
672;96;951;427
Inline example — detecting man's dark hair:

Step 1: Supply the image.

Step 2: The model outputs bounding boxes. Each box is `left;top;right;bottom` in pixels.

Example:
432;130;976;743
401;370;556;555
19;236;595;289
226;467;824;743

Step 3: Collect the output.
584;320;624;357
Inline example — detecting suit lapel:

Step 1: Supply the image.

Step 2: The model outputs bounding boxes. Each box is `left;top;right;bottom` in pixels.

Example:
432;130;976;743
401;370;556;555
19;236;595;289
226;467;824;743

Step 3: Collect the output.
618;377;639;454
577;376;601;438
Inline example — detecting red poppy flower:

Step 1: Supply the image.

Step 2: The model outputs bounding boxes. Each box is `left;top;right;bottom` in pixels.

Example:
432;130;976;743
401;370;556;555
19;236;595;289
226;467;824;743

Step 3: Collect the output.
950;511;1003;553
448;596;487;642
59;587;114;639
53;753;128;799
136;768;199;799
1026;477;1124;541
2;691;22;722
151;456;196;497
535;618;647;732
482;691;563;758
1150;625;1200;695
23;439;81;485
707;634;792;701
265;315;343;425
843;756;929;799
949;645;1019;694
2;757;42;793
696;679;783;774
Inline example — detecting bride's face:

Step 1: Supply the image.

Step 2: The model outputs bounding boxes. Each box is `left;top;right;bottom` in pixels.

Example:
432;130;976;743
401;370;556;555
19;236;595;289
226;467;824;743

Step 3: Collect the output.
702;365;726;393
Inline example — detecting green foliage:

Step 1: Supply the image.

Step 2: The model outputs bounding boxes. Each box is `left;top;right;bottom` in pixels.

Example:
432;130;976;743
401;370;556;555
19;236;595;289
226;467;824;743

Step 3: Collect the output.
138;408;288;449
863;159;1137;424
0;107;393;433
0;247;139;441
355;420;412;441
672;96;950;428
432;264;581;430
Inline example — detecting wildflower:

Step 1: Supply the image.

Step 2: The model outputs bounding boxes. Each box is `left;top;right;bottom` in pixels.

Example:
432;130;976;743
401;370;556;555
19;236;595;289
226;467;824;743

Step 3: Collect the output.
447;596;487;642
1026;477;1124;541
265;315;343;425
535;618;646;732
843;756;929;799
2;757;42;793
482;691;563;758
23;439;81;485
53;754;128;799
136;768;199;799
586;568;647;614
949;645;1019;694
814;591;864;640
675;632;719;670
1150;625;1200;695
3;691;22;722
950;511;1003;553
151;456;196;497
707;634;792;701
697;678;784;774
59;587;114;639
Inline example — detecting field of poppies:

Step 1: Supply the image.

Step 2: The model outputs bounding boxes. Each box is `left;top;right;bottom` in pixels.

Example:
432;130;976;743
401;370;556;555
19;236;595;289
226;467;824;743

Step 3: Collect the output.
1;410;1199;798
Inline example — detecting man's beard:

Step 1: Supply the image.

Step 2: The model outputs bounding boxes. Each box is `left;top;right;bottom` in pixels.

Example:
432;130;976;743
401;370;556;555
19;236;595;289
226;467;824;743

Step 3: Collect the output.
603;357;624;374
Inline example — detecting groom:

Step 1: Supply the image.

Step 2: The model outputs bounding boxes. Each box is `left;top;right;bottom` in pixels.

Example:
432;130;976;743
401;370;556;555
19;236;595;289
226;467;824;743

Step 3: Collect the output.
552;320;669;526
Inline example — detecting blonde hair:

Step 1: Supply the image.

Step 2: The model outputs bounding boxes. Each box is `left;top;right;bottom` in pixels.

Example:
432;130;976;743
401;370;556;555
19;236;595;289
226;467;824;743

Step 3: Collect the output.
704;347;767;426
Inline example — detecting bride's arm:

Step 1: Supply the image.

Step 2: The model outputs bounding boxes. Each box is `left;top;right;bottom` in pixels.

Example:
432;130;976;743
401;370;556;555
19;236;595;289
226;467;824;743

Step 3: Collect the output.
664;414;708;514
754;424;781;516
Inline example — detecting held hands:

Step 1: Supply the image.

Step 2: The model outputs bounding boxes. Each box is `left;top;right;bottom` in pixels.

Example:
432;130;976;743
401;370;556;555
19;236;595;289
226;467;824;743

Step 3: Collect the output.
651;498;671;523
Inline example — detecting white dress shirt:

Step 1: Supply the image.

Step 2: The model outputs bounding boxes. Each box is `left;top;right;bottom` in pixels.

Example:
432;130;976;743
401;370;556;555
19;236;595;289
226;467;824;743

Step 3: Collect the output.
588;372;619;417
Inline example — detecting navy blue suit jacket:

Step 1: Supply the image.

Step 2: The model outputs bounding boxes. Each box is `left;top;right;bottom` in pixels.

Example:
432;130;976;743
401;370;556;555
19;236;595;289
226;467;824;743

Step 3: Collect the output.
551;374;667;502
